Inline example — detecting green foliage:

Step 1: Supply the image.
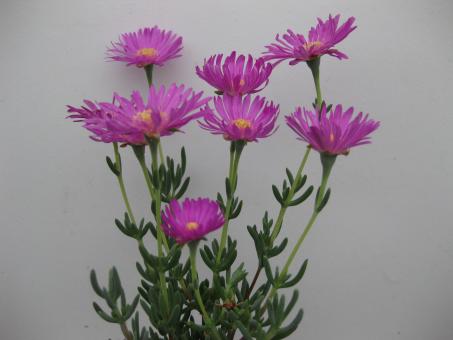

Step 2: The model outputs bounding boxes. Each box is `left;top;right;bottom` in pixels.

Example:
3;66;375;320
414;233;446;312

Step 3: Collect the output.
90;143;330;339
90;267;139;324
272;169;314;208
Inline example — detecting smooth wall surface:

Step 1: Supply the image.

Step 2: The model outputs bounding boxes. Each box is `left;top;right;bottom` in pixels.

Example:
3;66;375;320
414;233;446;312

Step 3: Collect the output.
1;0;452;339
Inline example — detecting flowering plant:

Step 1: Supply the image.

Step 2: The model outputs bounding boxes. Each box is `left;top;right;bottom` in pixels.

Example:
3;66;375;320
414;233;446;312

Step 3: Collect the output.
68;16;379;340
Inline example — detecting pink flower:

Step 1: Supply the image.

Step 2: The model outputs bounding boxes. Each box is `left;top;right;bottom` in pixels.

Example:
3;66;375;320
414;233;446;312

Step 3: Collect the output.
263;14;356;66
68;84;210;145
196;52;273;96
161;198;225;244
67;99;137;144
286;104;379;155
107;26;183;67
100;84;211;144
199;95;279;142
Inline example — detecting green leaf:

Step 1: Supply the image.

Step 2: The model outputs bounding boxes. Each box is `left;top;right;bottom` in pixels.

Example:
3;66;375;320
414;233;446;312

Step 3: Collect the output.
316;188;331;212
93;302;117;323
175;177;190;199
106;156;120;176
272;185;283;205
90;270;105;298
235;320;253;340
273;309;303;339
280;259;308;288
285;168;294;185
287;185;314;207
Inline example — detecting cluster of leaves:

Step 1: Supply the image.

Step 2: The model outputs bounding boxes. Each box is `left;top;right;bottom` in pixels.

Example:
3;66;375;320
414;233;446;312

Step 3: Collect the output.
91;147;316;339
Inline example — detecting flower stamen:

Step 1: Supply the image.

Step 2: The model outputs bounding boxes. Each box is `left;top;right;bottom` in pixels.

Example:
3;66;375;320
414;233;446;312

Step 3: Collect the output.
303;41;322;50
135;109;152;123
233;118;251;129
186;221;199;231
136;48;158;58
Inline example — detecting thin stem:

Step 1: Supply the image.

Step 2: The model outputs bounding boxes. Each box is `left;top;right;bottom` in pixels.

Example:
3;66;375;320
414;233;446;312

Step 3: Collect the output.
262;161;334;312
307;57;322;110
134;146;157;201
245;267;262;300
216;141;245;265
189;244;222;340
144;64;154;87
148;139;171;316
263;211;319;312
120;322;133;340
112;143;136;225
270;146;311;243
148;139;170;253
158;141;165;164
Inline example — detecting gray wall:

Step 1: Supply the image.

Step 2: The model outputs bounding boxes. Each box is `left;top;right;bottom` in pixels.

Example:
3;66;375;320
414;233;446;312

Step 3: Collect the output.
1;0;452;339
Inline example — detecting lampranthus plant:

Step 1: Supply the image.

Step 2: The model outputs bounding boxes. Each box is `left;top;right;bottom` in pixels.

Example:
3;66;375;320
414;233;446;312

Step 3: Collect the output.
70;17;380;340
161;198;225;244
196;51;273;95
107;26;183;67
263;14;356;65
286;104;380;155
199;94;279;142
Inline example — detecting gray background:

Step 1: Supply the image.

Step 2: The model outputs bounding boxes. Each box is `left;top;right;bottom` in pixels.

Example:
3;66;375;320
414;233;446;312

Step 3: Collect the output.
1;0;452;339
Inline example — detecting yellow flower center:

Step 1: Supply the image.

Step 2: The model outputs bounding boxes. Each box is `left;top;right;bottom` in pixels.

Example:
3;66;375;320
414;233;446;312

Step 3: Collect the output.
303;41;322;49
135;109;152;122
186;221;199;231
239;79;245;86
136;48;158;58
233;118;251;129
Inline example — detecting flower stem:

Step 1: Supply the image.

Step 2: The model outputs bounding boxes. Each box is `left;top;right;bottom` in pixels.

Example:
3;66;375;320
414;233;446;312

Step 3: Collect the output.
144;64;153;87
307;57;322;110
189;243;221;340
148;139;171;315
216;141;245;265
270;146;311;243
133;145;157;200
112;143;136;225
263;155;334;309
148;139;170;254
158;141;165;164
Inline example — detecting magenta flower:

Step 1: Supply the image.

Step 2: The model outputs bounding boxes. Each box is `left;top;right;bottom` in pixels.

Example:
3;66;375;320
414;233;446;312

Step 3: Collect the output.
107;26;183;67
199;95;279;142
161;198;225;244
286;104;379;155
196;52;273;96
263;14;356;66
99;84;211;144
67;99;136;144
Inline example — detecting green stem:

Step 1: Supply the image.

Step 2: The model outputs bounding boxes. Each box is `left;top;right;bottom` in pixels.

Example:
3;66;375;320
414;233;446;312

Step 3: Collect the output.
148;139;171;315
112;143;136;225
144;64;153;87
148;139;170;254
317;153;336;208
270;146;311;243
133;145;157;200
264;156;335;309
307;57;322;110
215;141;245;265
158;141;165;164
135;142;170;314
189;243;221;340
